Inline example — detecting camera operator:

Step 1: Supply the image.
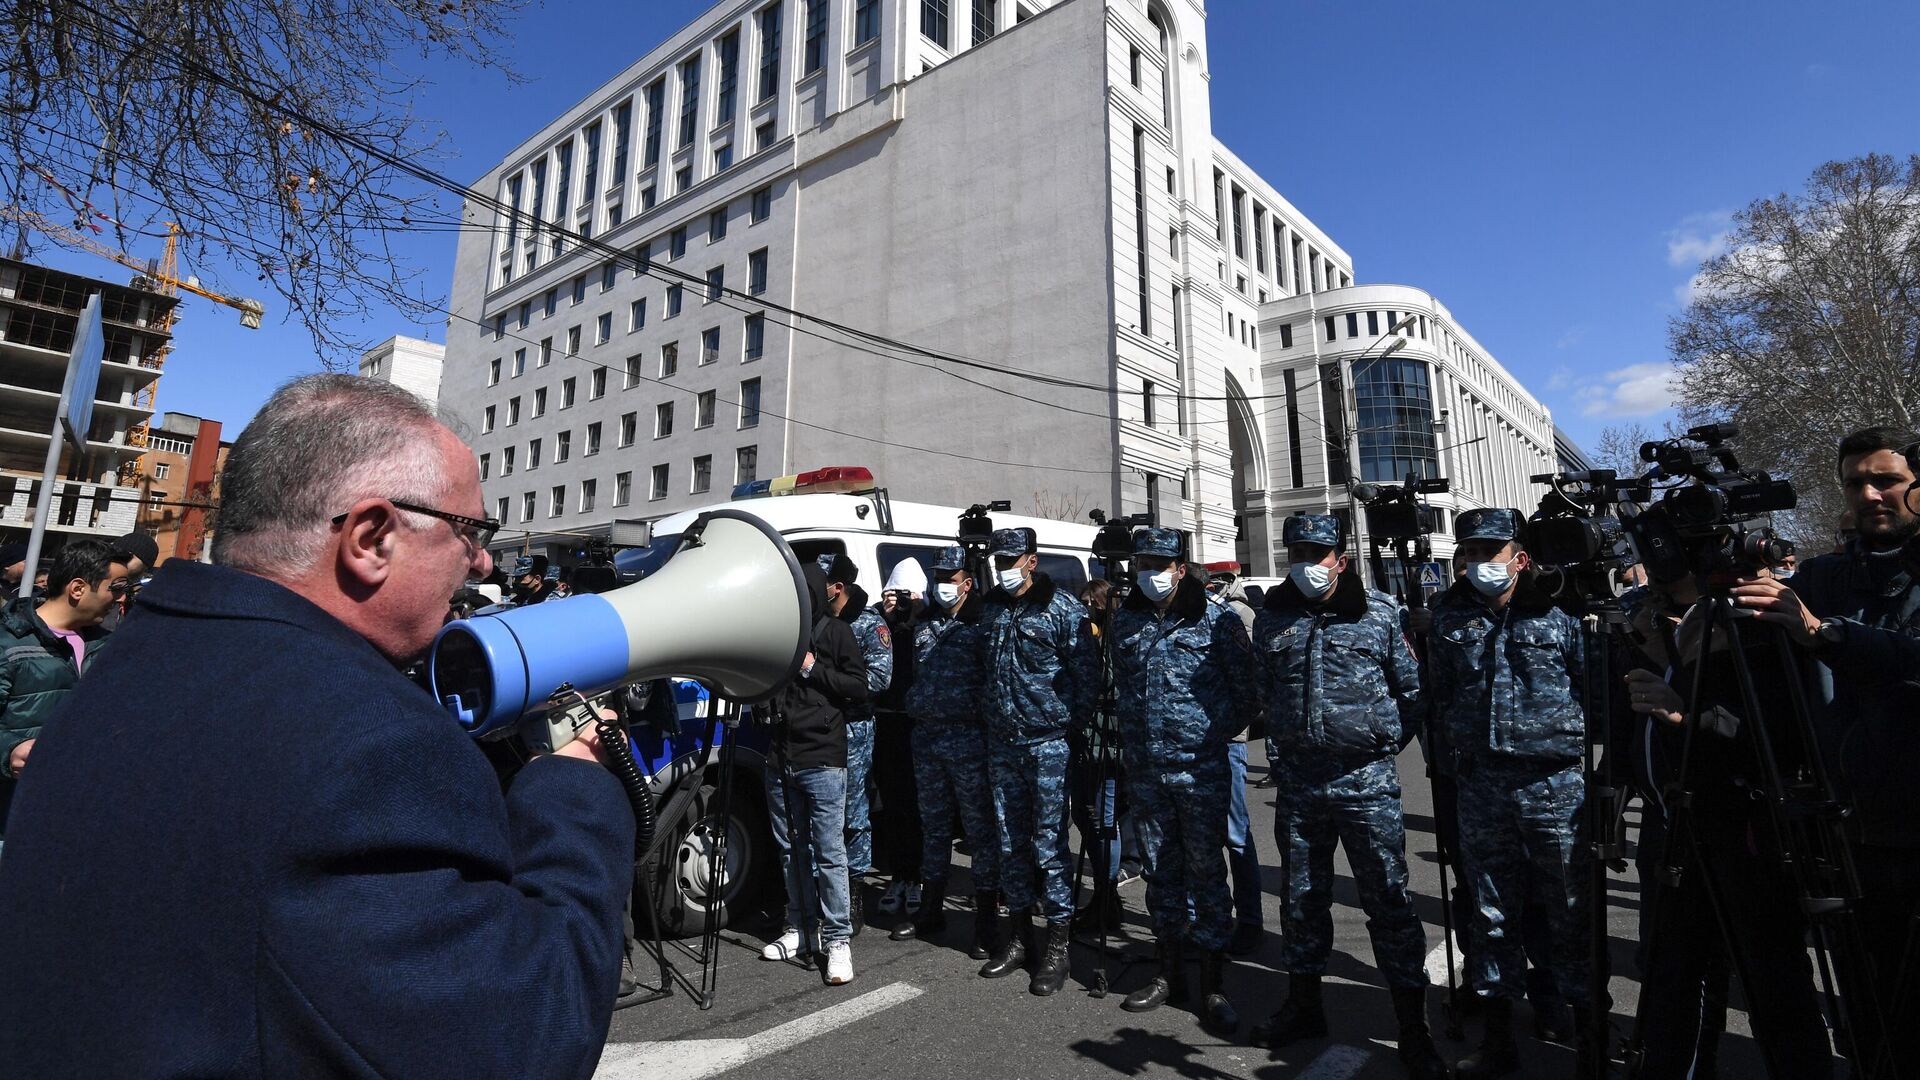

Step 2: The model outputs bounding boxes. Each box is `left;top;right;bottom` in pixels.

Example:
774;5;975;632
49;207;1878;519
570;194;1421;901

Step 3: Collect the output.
1732;426;1920;1077
891;547;999;956
1248;514;1446;1078
1428;508;1595;1078
1623;573;1833;1078
872;561;926;922
978;527;1090;997
0;375;634;1079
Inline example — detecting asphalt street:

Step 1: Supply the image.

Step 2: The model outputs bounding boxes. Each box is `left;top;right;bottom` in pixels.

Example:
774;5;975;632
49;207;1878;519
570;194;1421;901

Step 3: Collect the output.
600;744;1837;1079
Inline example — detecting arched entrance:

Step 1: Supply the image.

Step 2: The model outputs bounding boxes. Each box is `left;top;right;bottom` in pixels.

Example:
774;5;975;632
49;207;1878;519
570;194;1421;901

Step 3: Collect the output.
1224;373;1274;576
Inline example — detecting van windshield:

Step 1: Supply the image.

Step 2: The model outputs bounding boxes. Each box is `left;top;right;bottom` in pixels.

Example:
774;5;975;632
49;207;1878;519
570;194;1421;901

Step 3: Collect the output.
614;536;681;580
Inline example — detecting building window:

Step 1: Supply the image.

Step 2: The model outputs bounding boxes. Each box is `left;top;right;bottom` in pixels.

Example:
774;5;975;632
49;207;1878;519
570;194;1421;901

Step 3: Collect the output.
697;390;717;428
478;453;489;481
705;266;725;302
522;492;536;522
804;0;827;74
1367;310;1380;337
716;29;740;127
544;289;557;318
583;119;603;195
702;326;721;363
562;377;577;408
1324;315;1337;343
1252;205;1268;275
1129;46;1140;88
591;367;607;399
692;454;713;494
624;354;643;388
751;186;773;223
611;99;632;188
713;144;733;171
528;437;542;469
739;377;762;427
922;0;949;47
655;402;674;438
517;301;530;329
566;325;581;355
502;445;516;475
670;226;688;259
644;79;666;167
512;348;526;377
973;0;997;45
571;275;586;305
1346;312;1359;339
709;207;728;242
651;463;670;500
676;164;693;193
620;411;638;447
661;341;680;376
678;55;701;148
497;495;511;524
554;143;573;224
1132;126;1151;338
744;313;766;360
630;299;647;331
758;3;782;102
556;430;571;462
550;484;565;517
755;120;777;151
640;184;656;211
855;0;880;44
596;312;613;344
586;422;603;455
488;358;501;385
1145;473;1160;519
1278;322;1293;348
736;445;758;484
1355;358;1437;484
1142;379;1156;427
533;387;547;417
539;337;553;366
667;284;684;317
508;397;521;426
615;471;633;506
1230;185;1246;259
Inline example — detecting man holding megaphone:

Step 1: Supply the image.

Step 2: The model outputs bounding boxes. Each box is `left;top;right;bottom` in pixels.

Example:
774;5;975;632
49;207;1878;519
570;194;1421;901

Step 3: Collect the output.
0;375;636;1080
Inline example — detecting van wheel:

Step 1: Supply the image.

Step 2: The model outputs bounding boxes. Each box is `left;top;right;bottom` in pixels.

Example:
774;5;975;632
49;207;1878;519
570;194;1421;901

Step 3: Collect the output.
646;779;771;939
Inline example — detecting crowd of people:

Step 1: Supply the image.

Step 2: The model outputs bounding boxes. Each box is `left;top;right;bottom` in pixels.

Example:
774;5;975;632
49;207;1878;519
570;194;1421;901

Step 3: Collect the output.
0;371;1912;1080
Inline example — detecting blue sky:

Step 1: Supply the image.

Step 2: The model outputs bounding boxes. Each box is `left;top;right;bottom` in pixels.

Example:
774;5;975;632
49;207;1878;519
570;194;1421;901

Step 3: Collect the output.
37;0;1920;454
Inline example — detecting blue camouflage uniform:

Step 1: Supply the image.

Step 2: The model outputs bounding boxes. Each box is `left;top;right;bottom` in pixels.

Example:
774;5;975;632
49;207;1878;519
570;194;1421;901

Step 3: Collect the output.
905;546;998;891
1254;513;1429;988
1111;528;1261;952
1427;508;1590;1008
980;528;1090;925
818;554;894;878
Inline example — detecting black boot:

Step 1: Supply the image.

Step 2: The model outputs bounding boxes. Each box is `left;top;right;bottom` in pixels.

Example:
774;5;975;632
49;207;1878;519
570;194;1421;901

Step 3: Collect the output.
1028;921;1072;997
1249;972;1328;1049
978;912;1029;979
848;879;864;938
890;881;946;941
1391;986;1449;1080
1122;937;1185;1013
968;890;998;961
1198;950;1240;1036
1454;996;1519;1079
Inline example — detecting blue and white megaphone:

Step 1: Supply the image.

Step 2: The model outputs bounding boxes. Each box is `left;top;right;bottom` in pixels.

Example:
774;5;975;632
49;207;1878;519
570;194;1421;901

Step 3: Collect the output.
429;509;810;738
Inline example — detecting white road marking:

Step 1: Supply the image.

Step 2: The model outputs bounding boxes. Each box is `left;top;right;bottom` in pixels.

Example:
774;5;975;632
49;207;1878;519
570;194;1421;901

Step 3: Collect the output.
593;980;925;1080
1295;1044;1372;1080
1424;939;1463;986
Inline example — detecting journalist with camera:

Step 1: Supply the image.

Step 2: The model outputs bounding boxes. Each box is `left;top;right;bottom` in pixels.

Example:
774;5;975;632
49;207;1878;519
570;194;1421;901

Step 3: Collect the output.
0;375;635;1078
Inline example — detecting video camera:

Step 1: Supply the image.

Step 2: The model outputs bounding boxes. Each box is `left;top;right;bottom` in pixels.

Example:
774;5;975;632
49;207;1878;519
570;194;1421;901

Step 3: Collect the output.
1528;424;1796;603
1089;508;1155;565
1353;475;1450;542
958;500;1011;580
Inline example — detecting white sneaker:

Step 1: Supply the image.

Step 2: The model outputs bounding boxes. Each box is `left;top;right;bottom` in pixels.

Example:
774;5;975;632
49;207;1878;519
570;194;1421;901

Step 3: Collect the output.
824;941;854;985
877;879;907;915
760;928;803;961
904;882;923;914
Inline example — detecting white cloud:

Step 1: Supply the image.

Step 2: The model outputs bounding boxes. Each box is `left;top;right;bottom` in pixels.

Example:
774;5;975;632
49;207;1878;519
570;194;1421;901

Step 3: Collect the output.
1554;327;1587;350
1576;362;1676;418
1666;210;1735;268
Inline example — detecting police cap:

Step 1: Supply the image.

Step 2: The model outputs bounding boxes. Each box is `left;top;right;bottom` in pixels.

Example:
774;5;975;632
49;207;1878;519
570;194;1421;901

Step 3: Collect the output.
1455;507;1525;544
1282;513;1343;549
1132;526;1182;559
930;545;968;572
989;528;1036;557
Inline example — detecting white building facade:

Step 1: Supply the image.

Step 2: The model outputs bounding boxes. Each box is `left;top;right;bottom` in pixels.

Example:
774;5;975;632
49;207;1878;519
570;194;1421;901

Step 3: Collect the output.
442;0;1354;568
1256;283;1557;582
359;335;447;408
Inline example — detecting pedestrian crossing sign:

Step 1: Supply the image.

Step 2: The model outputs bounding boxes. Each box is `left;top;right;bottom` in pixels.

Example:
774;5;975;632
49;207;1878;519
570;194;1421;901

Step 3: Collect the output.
1417;561;1445;588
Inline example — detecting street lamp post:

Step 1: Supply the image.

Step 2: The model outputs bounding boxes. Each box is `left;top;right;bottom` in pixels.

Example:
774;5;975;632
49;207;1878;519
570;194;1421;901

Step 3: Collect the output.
1342;313;1419;578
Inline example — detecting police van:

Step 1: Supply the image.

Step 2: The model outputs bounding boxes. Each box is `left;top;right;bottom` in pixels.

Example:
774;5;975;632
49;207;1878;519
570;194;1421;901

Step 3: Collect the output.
613;467;1100;937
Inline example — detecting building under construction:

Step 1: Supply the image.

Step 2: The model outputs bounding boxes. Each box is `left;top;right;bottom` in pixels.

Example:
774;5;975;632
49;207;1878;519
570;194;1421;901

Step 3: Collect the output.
0;255;177;546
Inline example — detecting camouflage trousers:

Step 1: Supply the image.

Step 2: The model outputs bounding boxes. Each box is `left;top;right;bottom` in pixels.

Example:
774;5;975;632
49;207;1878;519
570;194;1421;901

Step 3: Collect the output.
845;718;873;875
989;737;1074;924
1274;754;1427;989
1457;756;1590;1006
912;722;1001;891
1128;755;1235;952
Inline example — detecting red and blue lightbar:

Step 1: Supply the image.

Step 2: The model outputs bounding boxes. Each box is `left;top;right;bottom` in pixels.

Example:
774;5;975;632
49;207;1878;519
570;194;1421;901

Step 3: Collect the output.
731;465;876;500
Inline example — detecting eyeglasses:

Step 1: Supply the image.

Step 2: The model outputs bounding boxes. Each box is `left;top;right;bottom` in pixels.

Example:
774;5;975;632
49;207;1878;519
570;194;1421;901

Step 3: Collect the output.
107;580;133;597
332;500;502;549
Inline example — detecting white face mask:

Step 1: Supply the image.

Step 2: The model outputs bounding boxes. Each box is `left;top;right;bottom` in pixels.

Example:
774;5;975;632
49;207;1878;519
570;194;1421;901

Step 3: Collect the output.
1136;568;1176;601
1289;561;1337;597
934;582;964;608
995;566;1027;593
1466;559;1514;597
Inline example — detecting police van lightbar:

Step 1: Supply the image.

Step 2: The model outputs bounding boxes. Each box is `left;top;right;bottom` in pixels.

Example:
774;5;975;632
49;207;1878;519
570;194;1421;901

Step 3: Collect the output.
731;465;877;500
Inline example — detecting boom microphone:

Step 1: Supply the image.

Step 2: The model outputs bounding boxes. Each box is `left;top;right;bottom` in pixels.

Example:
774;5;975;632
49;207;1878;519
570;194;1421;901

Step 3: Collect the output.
428;509;811;738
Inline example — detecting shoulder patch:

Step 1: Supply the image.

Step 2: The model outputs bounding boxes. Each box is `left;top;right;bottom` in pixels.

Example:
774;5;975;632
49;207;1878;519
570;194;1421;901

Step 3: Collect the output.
876;622;892;649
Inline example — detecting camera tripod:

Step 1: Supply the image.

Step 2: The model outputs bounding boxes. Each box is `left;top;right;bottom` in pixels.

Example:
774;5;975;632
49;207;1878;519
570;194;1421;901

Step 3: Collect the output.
1616;594;1895;1080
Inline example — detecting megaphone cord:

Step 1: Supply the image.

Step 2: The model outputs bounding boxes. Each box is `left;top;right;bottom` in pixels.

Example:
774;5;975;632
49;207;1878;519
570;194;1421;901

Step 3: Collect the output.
595;711;657;860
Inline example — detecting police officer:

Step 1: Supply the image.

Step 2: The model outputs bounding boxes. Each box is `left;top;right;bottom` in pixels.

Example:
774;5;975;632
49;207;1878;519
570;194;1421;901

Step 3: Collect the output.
1428;508;1592;1078
1108;528;1260;1034
890;546;1000;958
818;554;894;937
507;555;553;605
978;527;1088;996
1247;514;1446;1079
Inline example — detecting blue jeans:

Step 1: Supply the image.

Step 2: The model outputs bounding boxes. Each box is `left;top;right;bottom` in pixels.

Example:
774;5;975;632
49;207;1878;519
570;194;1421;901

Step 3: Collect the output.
765;763;853;945
1226;742;1263;927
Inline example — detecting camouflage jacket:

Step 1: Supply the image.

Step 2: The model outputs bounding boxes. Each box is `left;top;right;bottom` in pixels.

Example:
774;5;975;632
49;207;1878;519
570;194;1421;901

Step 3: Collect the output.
1110;576;1260;768
1252;573;1421;759
1428;576;1585;766
839;585;893;724
904;595;985;729
980;573;1089;747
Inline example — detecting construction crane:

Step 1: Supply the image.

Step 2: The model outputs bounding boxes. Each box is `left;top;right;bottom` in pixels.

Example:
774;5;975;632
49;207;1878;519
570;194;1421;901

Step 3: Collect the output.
1;205;267;470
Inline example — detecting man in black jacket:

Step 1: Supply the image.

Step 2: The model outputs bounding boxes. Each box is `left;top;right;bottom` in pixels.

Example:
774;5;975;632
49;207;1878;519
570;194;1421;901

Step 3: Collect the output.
760;562;869;986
